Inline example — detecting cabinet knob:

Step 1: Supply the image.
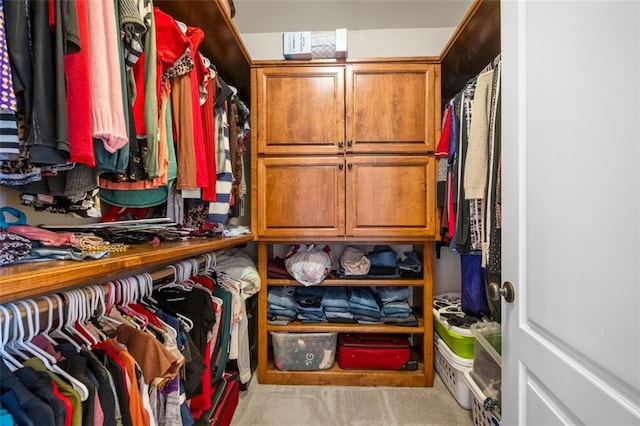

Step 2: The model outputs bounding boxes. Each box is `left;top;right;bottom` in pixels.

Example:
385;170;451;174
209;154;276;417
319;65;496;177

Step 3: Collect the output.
338;141;344;148
347;140;353;147
338;163;344;170
347;163;353;169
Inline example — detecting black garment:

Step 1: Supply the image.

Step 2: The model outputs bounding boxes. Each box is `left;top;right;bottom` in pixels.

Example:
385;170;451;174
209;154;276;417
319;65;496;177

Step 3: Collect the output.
93;349;133;426
3;0;32;132
27;0;66;164
58;356;96;426
152;286;215;356
214;76;234;111
182;332;205;399
81;350;121;426
13;366;67;426
0;362;56;426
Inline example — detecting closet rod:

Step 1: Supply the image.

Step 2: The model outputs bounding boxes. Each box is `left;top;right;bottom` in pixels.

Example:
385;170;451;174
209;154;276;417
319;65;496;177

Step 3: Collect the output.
0;252;216;327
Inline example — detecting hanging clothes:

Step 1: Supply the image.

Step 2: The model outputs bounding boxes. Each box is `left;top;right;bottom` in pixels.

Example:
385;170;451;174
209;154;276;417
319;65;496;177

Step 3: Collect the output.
437;56;502;319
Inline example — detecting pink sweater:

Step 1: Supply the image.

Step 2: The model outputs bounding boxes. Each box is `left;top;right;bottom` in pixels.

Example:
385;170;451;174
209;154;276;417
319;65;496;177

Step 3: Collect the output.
86;0;129;153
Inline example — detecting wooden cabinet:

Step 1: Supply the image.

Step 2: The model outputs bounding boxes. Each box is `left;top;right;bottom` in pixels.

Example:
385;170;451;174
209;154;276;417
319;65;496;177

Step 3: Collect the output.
257;154;436;238
252;61;440;239
254;63;437;155
254;66;345;155
346;155;436;237
257;156;346;238
252;59;440;387
346;63;437;154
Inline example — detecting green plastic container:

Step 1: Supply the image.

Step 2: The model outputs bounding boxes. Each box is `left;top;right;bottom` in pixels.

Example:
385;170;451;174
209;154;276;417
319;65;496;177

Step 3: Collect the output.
433;310;475;359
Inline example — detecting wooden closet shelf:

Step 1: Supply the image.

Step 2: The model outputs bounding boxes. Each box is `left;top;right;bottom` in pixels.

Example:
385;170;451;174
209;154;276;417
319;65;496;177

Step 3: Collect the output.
0;235;254;303
267;317;424;334
257;236;437;244
440;0;501;102
261;358;431;387
267;277;426;287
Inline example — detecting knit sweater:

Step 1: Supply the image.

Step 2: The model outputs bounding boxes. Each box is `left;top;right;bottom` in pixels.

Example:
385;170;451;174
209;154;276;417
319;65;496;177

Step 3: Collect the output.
87;0;129;153
463;69;494;200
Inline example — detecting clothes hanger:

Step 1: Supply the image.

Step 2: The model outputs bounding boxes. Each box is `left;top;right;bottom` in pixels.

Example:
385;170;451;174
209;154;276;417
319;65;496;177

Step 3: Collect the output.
48;293;82;351
136;274;178;340
79;286;102;343
138;273;159;310
156;264;192;292
125;277;148;327
62;290;95;347
182;257;213;294
5;303;33;361
14;300;59;365
176;261;191;284
175;312;194;333
85;286;107;341
15;300;90;402
113;278;146;330
128;277;150;329
37;295;62;346
130;274;160;319
187;258;200;277
71;288;99;346
204;252;217;274
96;282;126;332
0;305;24;371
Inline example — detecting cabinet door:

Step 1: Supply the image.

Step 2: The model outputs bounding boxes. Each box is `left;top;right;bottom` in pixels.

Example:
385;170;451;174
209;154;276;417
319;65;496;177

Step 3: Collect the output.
257;156;345;237
254;67;345;155
345;155;436;237
346;63;438;154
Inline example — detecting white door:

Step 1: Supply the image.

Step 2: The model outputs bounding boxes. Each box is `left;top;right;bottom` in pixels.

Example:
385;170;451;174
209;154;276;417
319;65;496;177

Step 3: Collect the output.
501;1;640;425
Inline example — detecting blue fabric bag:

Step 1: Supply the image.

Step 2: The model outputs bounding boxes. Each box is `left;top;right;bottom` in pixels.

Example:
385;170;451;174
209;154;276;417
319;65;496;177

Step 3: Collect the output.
460;253;490;316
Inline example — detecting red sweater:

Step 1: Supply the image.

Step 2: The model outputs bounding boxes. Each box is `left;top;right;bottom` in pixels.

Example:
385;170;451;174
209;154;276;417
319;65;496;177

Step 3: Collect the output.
65;0;94;166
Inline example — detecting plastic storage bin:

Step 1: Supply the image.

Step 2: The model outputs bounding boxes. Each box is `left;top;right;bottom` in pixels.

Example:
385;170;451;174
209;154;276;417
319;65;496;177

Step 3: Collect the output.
270;332;337;371
433;293;476;359
433;333;473;409
470;322;501;400
463;369;501;426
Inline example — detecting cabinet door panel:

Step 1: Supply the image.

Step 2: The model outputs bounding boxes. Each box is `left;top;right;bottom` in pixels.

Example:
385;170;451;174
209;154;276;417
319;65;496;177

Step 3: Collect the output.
257;156;345;237
255;67;345;155
346;64;437;154
346;155;436;237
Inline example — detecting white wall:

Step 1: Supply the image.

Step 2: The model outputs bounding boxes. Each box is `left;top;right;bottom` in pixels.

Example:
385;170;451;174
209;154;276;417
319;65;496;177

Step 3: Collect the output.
1;187;99;227
433;248;461;296
241;27;456;60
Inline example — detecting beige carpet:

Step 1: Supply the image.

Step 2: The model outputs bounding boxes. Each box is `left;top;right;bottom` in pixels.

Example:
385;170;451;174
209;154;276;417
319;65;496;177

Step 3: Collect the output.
231;374;474;426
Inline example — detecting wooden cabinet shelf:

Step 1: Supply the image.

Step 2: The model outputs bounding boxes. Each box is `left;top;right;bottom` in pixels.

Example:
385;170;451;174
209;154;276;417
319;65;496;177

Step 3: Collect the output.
266;316;425;334
0;235;253;303
262;357;429;387
265;277;426;287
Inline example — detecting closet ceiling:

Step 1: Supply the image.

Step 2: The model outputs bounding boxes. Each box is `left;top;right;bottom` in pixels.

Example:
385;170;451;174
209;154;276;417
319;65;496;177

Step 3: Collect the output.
232;0;473;33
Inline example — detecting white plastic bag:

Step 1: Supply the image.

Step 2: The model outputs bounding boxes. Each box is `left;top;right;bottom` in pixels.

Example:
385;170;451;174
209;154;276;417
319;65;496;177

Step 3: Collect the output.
284;244;332;286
